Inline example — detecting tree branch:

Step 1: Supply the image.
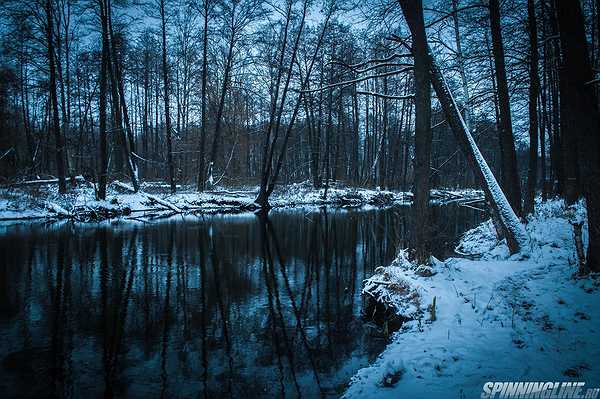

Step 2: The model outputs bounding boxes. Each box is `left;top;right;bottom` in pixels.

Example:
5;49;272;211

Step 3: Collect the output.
356;91;415;100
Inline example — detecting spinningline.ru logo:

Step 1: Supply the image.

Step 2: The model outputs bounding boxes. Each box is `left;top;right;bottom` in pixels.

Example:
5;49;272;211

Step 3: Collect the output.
480;382;600;399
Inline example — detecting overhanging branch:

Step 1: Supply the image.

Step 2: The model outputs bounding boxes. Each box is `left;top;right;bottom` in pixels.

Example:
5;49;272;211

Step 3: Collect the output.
356;91;414;100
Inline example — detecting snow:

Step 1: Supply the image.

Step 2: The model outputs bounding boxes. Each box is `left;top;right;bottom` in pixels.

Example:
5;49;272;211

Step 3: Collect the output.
345;198;599;398
45;201;69;216
362;249;424;320
0;179;484;222
454;219;499;256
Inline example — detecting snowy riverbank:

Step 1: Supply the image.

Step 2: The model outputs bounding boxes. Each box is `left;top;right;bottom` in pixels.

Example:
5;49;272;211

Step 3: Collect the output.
346;199;600;398
0;178;483;222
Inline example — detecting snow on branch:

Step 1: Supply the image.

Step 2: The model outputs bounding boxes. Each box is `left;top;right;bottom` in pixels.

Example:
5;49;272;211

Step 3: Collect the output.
585;78;600;85
356;91;415;100
354;62;414;75
301;67;413;93
329;53;412;71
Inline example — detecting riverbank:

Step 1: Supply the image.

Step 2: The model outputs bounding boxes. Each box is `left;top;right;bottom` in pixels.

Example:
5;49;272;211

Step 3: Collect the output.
345;199;600;398
0;178;483;222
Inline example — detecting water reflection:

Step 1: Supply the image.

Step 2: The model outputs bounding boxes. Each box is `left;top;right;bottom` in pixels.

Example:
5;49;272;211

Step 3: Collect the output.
0;205;482;398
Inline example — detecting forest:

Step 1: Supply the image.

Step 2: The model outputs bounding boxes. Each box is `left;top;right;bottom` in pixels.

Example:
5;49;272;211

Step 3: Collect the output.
0;0;599;266
0;0;599;397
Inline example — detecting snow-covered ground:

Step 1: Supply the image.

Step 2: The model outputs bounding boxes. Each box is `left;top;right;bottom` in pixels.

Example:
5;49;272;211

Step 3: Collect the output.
346;199;600;398
0;178;483;221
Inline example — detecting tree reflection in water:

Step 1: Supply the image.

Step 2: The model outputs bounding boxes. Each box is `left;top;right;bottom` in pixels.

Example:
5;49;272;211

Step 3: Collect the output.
0;205;482;398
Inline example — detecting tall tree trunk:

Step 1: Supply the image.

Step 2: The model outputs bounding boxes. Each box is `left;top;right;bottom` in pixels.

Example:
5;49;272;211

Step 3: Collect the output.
557;0;600;272
142;47;150;179
402;99;411;192
46;0;67;193
323;87;332;200
160;0;176;193
540;0;548;200
351;83;360;183
197;1;209;191
489;0;522;216
525;0;539;215
545;0;562;195
399;0;432;264
106;0;139;191
98;0;109;200
379;76;389;189
451;0;471;130
20;54;34;170
207;29;235;189
554;1;581;205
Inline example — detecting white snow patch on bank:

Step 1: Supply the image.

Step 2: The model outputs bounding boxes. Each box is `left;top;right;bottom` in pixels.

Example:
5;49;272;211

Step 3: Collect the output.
345;199;599;398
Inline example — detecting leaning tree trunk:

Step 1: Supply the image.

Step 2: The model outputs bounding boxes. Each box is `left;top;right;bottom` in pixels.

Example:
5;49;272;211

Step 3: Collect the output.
255;0;295;209
255;0;315;209
430;63;529;253
429;61;528;253
398;0;528;254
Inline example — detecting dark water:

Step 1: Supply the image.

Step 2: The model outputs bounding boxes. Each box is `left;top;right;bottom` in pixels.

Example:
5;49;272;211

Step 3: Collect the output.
0;205;483;399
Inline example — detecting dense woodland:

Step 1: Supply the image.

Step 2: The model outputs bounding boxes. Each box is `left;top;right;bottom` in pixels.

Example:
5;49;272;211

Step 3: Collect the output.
0;0;599;269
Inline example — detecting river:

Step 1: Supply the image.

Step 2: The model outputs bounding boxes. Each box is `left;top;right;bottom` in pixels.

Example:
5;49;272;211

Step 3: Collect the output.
0;204;483;398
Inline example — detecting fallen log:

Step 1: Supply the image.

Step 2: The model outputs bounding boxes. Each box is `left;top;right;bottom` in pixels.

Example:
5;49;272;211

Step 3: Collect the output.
112;180;181;213
146;194;181;213
45;202;70;217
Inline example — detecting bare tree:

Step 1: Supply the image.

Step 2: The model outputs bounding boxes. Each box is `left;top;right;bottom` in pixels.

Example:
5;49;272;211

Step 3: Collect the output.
98;0;109;199
489;0;521;216
524;0;539;215
398;0;432;264
159;0;176;193
107;0;139;191
195;0;214;191
46;0;67;193
255;1;335;209
206;0;263;188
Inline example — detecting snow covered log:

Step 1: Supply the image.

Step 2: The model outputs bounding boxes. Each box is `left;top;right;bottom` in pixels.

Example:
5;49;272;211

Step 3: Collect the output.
362;250;429;332
45;201;70;217
145;194;181;213
112;180;181;213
